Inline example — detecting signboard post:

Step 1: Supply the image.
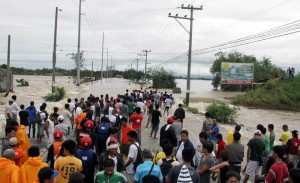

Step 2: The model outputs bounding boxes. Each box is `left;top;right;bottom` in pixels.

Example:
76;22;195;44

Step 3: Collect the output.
221;62;254;90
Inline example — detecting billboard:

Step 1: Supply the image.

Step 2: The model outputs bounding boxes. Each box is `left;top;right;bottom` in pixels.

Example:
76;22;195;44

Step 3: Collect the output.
221;62;254;84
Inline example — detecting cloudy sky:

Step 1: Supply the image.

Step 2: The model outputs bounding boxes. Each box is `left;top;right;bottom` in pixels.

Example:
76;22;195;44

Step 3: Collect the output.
0;0;299;76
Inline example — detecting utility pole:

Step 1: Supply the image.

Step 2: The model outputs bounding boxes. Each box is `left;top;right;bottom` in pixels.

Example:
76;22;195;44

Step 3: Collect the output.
6;35;11;95
169;4;203;106
101;32;104;84
52;7;62;86
91;61;94;79
142;50;151;80
110;56;113;78
106;48;109;78
135;58;140;71
76;0;82;86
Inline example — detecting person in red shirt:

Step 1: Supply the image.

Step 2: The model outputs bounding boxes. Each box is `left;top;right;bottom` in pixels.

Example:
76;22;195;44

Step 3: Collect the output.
287;130;300;168
130;107;143;144
265;145;289;183
216;134;226;159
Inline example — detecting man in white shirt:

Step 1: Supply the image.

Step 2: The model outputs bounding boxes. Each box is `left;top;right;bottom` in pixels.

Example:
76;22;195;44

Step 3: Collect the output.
37;105;47;144
75;102;83;117
136;98;146;115
124;130;139;183
164;95;172;116
11;95;19;122
55;115;68;140
61;104;72;135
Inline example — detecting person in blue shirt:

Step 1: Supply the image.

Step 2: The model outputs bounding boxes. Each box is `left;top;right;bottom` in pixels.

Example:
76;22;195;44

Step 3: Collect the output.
209;116;220;151
76;136;98;183
134;148;163;183
25;101;37;138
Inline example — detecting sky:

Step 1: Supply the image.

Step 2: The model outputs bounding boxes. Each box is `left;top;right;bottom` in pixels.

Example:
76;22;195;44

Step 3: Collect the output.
0;0;299;76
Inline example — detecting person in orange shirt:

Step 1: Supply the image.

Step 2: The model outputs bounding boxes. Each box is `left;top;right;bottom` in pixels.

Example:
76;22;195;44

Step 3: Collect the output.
120;117;135;158
20;146;48;183
54;140;82;183
0;149;20;183
11;121;30;163
9;137;24;167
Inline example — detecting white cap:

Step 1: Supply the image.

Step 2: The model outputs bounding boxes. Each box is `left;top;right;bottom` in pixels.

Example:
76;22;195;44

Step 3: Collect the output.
254;130;261;135
58;115;64;121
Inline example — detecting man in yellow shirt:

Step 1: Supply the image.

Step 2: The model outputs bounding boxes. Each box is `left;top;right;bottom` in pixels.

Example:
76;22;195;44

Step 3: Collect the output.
20;146;48;183
279;124;291;145
11;121;31;163
227;125;242;144
54;140;82;183
0;149;20;183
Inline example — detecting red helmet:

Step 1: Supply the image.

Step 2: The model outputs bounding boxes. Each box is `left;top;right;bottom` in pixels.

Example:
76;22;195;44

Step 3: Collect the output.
84;120;94;129
53;130;63;139
80;136;92;147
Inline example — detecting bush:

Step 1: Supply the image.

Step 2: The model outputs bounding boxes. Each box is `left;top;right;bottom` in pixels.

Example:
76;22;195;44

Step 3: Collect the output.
43;86;66;102
16;79;29;87
205;103;239;124
182;104;200;114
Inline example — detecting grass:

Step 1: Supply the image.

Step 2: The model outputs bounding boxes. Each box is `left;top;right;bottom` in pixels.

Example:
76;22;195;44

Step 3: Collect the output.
188;97;222;104
182;104;200;114
232;75;300;111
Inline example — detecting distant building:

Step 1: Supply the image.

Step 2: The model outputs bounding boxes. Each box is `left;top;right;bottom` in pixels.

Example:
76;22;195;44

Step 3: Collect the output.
0;68;13;92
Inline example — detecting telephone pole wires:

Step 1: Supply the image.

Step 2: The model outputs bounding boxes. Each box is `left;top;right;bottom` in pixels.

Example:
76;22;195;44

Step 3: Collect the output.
142;50;151;80
168;4;203;106
101;32;104;84
135;58;140;71
76;0;82;86
52;7;62;85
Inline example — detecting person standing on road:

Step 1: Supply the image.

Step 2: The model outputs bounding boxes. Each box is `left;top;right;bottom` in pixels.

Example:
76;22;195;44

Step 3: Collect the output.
202;112;212;138
19;104;29;127
0;149;20;183
25;101;37;138
5;99;13;127
130;107;143;144
175;130;195;163
11;95;19;122
226;132;244;173
279;124;291;145
1;127;16;156
173;104;185;128
61;104;72;135
150;104;162;139
209;116;219;150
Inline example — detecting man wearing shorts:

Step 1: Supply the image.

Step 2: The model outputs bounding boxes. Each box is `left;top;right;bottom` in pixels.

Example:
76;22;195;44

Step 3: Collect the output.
243;130;265;183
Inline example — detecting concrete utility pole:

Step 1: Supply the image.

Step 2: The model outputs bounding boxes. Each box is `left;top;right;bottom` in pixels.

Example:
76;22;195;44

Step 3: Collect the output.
106;48;109;78
142;50;151;80
169;4;203;106
101;32;104;84
76;0;82;86
110;56;113;78
91;61;93;79
135;58;140;71
6;35;11;95
52;7;62;85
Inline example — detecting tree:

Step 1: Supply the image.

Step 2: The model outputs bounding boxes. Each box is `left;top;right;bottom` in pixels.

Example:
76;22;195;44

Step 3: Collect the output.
67;51;85;68
210;51;284;90
148;67;176;88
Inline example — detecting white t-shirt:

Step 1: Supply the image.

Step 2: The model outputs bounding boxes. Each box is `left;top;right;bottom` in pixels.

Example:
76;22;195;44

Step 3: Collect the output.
61;109;72;127
47;118;55;148
176;142;185;163
69;102;75;113
109;155;118;171
108;107;114;119
75;107;83;117
165;98;172;107
40;112;47;125
126;142;139;174
136;102;145;112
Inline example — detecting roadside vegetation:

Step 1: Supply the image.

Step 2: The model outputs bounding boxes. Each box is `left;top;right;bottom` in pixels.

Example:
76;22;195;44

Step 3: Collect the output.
43;86;66;102
205;103;239;124
232;75;300;111
16;79;29;87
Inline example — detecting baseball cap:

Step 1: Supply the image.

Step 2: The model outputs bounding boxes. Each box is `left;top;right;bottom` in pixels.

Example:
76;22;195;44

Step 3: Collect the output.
9;137;18;146
291;130;299;136
57;115;64;121
254;130;261;135
53;130;63;139
167;117;175;123
107;143;119;150
69;172;85;183
38;167;59;181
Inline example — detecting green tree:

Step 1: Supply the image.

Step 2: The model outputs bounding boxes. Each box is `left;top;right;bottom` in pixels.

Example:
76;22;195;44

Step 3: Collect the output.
122;69;144;80
210;51;284;90
148;67;176;88
67;51;85;68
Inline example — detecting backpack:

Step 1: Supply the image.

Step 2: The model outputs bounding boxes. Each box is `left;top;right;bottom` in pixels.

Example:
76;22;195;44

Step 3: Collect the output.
35;111;43;124
132;143;143;171
160;158;175;182
97;123;110;141
142;163;160;183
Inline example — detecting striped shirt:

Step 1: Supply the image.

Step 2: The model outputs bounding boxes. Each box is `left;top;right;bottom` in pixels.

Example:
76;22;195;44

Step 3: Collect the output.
134;161;163;183
95;171;127;183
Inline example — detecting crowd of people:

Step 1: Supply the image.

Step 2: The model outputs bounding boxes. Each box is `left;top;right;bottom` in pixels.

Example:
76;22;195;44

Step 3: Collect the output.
1;90;300;183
